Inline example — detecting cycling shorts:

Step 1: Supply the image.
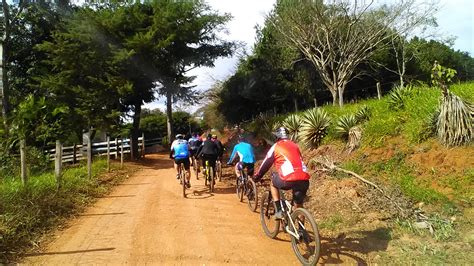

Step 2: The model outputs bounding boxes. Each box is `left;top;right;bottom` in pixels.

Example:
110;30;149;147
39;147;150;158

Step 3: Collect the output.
174;158;190;170
271;172;309;204
236;162;255;176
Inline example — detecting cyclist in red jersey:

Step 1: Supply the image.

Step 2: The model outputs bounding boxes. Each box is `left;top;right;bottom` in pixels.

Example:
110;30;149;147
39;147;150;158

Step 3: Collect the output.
253;127;310;219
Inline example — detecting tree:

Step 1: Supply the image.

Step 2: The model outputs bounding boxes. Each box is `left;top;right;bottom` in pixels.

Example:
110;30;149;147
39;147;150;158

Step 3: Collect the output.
271;0;433;106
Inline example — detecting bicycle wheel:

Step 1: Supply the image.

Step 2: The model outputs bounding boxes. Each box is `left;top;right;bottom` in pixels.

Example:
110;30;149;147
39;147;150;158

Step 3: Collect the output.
260;191;280;239
181;165;186;198
290;208;320;266
209;166;215;193
246;179;258;212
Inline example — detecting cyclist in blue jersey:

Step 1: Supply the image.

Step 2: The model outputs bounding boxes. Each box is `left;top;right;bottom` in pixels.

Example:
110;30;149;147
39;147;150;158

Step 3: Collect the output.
170;134;191;188
227;135;256;179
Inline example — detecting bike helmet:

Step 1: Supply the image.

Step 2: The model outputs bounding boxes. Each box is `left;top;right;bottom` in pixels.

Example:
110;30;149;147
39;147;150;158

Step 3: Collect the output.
273;127;288;140
212;134;217;139
175;134;184;139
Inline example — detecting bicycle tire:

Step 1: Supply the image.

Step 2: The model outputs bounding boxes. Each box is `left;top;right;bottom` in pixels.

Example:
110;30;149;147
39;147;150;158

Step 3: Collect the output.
181;164;186;198
290;208;320;266
259;191;280;239
246;179;258;212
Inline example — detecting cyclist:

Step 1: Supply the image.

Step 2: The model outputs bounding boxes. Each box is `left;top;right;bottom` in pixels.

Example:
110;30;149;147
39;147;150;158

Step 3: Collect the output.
196;133;219;183
188;132;202;164
170;134;191;188
211;134;224;162
227;135;256;180
253;127;310;220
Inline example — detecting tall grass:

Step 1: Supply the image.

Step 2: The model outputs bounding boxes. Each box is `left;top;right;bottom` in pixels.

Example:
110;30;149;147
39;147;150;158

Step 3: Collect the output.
0;159;128;263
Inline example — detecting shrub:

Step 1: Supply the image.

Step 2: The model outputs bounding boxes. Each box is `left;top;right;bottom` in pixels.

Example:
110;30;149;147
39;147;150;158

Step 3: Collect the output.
355;105;371;123
437;92;474;146
300;108;331;148
388;85;414;110
335;114;358;140
282;114;302;142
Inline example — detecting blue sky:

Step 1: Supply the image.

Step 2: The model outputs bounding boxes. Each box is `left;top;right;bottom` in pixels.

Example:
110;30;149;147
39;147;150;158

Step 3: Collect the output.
145;0;473;112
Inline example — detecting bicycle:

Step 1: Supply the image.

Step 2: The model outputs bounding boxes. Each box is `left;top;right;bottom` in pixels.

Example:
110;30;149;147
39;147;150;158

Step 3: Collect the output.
260;186;320;265
203;159;215;193
177;162;186;198
235;163;258;212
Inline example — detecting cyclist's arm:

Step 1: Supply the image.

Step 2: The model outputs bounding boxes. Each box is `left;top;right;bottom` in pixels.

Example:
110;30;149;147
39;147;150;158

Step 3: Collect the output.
169;147;174;159
227;146;237;164
254;145;276;179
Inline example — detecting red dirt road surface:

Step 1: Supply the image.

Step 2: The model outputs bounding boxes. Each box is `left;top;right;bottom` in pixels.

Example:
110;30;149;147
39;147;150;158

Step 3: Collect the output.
24;154;298;265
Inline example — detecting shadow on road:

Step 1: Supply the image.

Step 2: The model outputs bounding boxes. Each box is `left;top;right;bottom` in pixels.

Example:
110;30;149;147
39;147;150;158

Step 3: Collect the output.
24;247;116;257
319;228;391;265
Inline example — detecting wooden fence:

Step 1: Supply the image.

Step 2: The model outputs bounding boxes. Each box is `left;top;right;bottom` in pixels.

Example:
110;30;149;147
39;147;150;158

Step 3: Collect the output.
45;136;163;163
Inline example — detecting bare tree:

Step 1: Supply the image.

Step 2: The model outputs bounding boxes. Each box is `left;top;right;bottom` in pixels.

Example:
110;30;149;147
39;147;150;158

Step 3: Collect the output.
271;0;435;106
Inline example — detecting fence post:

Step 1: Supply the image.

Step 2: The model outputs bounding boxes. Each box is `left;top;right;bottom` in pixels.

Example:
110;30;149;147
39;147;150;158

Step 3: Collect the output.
141;133;145;158
72;143;77;165
87;130;92;179
115;138;118;159
377;81;382;100
120;138;124;168
314;98;318;107
55;140;62;188
130;135;135;160
107;136;110;172
20;139;27;185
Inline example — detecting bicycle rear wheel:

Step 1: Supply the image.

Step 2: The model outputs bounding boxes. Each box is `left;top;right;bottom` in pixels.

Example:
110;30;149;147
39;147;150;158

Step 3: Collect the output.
290;208;320;266
246;179;258;212
193;157;199;180
259;191;280;239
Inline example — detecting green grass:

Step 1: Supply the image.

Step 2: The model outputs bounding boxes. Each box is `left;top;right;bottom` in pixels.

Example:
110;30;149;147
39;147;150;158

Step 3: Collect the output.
319;214;344;230
0;159;129;263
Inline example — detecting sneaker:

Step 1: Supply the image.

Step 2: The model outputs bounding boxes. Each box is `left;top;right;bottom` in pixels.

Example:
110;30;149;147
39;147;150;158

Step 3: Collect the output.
186;182;191;188
274;210;284;220
176;174;180;180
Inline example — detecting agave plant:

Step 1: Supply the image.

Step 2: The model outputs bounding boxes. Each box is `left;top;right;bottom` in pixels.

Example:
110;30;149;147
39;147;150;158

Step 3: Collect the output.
388;85;414;110
335;114;358;140
437;92;474;146
355;105;371;123
300;108;331;148
282;114;302;141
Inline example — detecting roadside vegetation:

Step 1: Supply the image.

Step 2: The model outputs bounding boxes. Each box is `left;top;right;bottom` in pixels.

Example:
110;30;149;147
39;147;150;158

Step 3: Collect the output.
0;159;139;263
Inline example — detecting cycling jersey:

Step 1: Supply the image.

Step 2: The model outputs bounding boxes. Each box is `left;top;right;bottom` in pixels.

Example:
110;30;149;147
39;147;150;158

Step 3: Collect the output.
228;141;256;164
188;136;202;151
196;139;219;157
256;139;310;182
170;139;190;159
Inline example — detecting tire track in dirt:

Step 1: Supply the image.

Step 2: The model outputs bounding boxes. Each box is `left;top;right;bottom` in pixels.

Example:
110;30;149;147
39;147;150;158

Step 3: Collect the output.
23;154;298;265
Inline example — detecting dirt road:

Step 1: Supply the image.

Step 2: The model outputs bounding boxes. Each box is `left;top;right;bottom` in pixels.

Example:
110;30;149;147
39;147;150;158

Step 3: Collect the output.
24;154;298;265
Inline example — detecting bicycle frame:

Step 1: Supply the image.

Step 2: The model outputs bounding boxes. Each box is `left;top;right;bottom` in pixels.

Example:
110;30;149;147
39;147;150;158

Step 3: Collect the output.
279;190;303;240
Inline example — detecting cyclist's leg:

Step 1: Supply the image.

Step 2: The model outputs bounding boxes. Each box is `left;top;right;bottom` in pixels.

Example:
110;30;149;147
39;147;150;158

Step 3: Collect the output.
183;157;191;186
209;156;217;177
271;172;291;219
291;180;309;209
173;159;180;178
234;162;242;178
245;163;255;178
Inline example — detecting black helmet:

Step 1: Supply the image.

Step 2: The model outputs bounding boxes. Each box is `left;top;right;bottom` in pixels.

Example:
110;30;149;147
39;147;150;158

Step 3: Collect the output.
273;127;288;140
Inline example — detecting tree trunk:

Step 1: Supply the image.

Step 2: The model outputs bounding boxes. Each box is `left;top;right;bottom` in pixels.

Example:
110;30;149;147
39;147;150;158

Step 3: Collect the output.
330;86;338;106
313;98;318;107
376;82;382;100
338;87;344;107
20;139;27;184
130;102;141;160
293;97;298;112
1;0;11;135
166;91;174;144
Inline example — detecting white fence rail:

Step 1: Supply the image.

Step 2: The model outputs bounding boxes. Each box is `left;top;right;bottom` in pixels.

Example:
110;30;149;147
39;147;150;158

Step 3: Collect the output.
46;136;163;163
